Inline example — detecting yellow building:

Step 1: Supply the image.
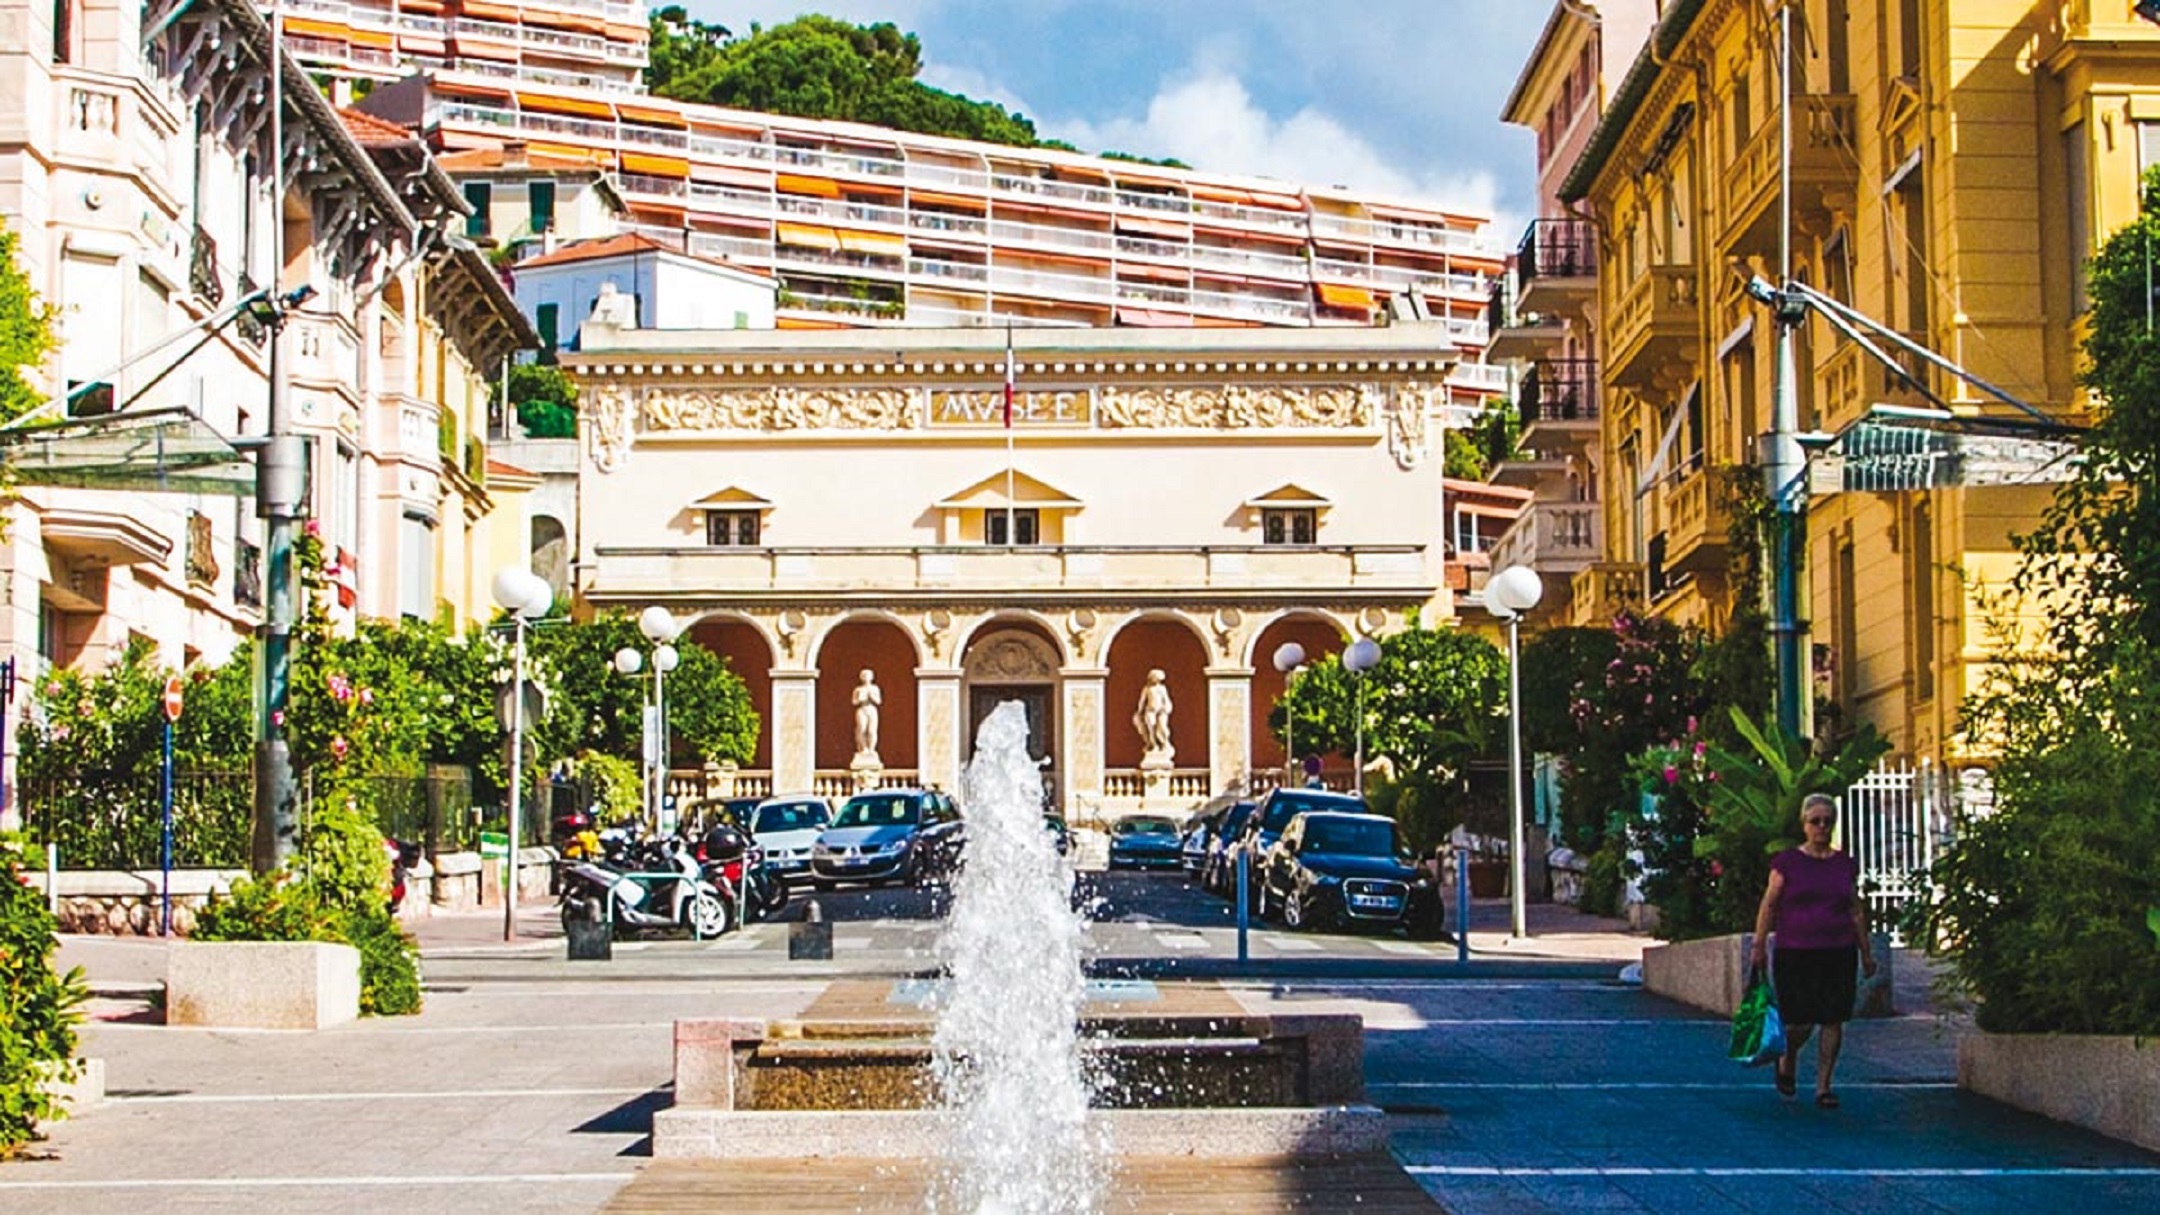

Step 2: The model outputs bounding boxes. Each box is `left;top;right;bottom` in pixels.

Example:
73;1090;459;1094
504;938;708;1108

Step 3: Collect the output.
1555;0;2145;761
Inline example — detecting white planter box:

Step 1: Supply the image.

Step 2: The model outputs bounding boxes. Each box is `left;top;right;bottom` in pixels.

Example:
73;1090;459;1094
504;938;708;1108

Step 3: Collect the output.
1642;932;1893;1018
167;941;361;1030
1960;1033;2160;1154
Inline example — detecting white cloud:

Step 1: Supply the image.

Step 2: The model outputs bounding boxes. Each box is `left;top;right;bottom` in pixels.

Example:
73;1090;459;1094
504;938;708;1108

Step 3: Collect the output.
1040;67;1513;235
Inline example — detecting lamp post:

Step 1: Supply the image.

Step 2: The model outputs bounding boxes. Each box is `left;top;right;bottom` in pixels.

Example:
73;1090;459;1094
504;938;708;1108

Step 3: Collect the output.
1271;641;1306;788
619;606;681;831
492;567;553;942
1486;564;1545;940
1342;637;1381;800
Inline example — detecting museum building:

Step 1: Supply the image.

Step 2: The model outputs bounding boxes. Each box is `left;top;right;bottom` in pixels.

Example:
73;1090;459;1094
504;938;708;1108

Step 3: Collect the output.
566;319;1465;819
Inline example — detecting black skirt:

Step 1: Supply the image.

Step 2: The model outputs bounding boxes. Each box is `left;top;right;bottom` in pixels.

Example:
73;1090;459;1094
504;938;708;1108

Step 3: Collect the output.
1772;945;1858;1026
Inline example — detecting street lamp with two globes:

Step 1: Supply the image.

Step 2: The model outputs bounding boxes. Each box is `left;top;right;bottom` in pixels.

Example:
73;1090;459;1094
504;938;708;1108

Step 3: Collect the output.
1485;563;1545;940
615;605;682;830
1271;641;1306;787
491;566;554;942
1342;636;1382;800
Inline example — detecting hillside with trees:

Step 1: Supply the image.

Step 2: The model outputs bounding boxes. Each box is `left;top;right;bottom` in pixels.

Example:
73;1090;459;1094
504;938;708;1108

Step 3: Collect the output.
646;8;1185;165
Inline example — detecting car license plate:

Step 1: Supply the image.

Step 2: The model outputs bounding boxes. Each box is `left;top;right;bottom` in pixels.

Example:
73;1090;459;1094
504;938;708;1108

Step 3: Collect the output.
1350;894;1396;909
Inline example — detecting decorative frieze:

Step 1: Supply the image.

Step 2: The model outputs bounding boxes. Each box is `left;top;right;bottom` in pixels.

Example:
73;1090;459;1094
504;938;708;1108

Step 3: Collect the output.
598;378;1445;454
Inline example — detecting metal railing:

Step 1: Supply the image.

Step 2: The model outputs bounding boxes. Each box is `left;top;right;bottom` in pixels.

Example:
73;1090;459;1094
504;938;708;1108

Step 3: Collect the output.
1515;217;1597;281
1520;358;1600;424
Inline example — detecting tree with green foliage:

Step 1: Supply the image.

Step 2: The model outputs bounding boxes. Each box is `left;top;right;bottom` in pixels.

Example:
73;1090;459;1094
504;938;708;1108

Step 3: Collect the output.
504;363;578;439
0;834;88;1154
1907;169;2160;1034
527;611;759;774
0;219;56;424
1443;402;1519;481
1274;625;1506;787
647;14;1043;148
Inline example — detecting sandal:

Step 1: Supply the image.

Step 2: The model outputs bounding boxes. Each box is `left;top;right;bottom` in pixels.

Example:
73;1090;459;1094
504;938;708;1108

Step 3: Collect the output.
1774;1060;1796;1098
1816;1091;1840;1109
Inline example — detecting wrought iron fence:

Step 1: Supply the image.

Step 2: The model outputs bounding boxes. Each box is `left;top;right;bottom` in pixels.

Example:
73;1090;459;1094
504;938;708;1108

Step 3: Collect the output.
23;766;479;869
21;769;252;870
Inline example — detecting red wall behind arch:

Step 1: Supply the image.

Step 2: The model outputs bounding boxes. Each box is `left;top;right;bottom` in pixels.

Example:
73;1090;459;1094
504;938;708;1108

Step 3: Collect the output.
1103;619;1209;770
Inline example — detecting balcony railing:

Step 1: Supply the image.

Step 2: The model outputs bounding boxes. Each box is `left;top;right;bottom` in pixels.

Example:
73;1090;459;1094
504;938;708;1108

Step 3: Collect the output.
1516;218;1597;282
1519;359;1599;425
1569;561;1643;626
1607;264;1698;386
588;544;1433;600
1490;500;1603;573
1720;94;1857;254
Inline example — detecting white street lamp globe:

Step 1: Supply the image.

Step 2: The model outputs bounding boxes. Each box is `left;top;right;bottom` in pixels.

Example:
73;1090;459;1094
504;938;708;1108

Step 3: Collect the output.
1272;641;1306;673
1490;565;1546;615
519;577;554;618
653;643;680;674
492;567;547;617
613;647;643;675
639;604;680;643
1343;637;1382;674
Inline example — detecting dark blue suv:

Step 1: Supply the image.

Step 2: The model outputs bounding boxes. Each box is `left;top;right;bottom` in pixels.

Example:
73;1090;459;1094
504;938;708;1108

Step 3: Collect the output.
1225;787;1373;904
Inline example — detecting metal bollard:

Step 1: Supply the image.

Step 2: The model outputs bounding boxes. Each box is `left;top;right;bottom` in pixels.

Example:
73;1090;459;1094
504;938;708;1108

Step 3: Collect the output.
789;898;832;960
1235;850;1250;964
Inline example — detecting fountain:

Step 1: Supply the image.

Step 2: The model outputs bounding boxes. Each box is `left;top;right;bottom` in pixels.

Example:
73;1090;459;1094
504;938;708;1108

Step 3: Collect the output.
649;702;1406;1209
929;701;1105;1210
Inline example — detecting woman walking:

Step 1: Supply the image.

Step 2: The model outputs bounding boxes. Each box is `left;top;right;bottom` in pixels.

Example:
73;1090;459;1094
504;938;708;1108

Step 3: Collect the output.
1749;793;1877;1108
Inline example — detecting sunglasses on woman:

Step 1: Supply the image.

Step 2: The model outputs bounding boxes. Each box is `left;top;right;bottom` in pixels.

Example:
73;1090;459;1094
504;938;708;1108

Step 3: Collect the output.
1804;816;1834;827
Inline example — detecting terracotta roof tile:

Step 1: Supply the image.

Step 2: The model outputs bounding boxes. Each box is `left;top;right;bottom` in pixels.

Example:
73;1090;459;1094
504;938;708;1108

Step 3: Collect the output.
514;232;772;281
338;108;418;147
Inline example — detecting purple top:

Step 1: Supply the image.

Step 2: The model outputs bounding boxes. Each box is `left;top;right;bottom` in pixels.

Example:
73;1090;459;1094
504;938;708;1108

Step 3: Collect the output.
1770;848;1861;950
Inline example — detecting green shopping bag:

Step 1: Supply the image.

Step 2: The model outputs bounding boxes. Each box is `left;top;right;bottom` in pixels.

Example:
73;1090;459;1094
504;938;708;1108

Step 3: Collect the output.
1728;968;1785;1066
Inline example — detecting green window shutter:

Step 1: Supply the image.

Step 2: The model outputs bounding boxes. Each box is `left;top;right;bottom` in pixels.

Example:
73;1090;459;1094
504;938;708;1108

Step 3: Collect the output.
528;181;556;234
536;303;559;360
463;182;491;238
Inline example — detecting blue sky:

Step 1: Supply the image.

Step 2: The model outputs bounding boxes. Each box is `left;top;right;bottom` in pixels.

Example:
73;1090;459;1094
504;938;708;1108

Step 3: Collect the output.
682;2;1554;240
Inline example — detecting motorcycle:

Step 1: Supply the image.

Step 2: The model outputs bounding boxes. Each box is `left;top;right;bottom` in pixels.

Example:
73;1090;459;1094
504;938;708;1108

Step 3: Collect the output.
699;824;789;924
559;832;733;938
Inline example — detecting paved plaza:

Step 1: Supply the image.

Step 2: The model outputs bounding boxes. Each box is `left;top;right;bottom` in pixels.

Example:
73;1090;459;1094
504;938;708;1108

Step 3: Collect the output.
5;892;2158;1213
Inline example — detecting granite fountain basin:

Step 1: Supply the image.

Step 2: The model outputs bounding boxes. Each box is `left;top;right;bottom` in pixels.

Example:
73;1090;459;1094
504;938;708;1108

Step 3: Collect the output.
651;980;1387;1160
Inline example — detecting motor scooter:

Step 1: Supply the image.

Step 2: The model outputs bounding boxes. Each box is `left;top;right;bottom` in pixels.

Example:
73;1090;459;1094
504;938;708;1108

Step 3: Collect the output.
699;823;788;923
559;835;732;938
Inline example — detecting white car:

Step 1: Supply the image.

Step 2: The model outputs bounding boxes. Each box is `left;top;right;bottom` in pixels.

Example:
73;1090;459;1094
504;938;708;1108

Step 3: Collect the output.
742;797;834;881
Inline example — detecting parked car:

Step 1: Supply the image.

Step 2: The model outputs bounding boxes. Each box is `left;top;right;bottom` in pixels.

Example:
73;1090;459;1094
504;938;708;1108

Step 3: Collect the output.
1043;814;1073;856
1225;788;1373;905
1107;813;1186;869
811;788;964;889
1179;807;1221;876
1200;800;1258;895
738;796;833;882
1258;810;1441;935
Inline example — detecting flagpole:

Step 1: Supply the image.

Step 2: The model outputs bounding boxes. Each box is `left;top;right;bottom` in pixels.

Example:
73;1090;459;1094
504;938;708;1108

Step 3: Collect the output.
1003;325;1016;547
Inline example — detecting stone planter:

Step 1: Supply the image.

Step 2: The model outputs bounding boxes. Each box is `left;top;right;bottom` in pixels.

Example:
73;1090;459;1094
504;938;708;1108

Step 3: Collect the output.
1641;931;1894;1018
1960;1033;2160;1154
167;941;361;1030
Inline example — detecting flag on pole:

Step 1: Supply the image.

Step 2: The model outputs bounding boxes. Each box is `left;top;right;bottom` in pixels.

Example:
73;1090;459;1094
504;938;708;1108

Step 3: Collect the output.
1002;331;1016;428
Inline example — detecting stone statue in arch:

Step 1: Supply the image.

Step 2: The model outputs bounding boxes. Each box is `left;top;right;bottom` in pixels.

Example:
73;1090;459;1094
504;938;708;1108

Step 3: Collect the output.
1133;668;1173;766
852;668;883;762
